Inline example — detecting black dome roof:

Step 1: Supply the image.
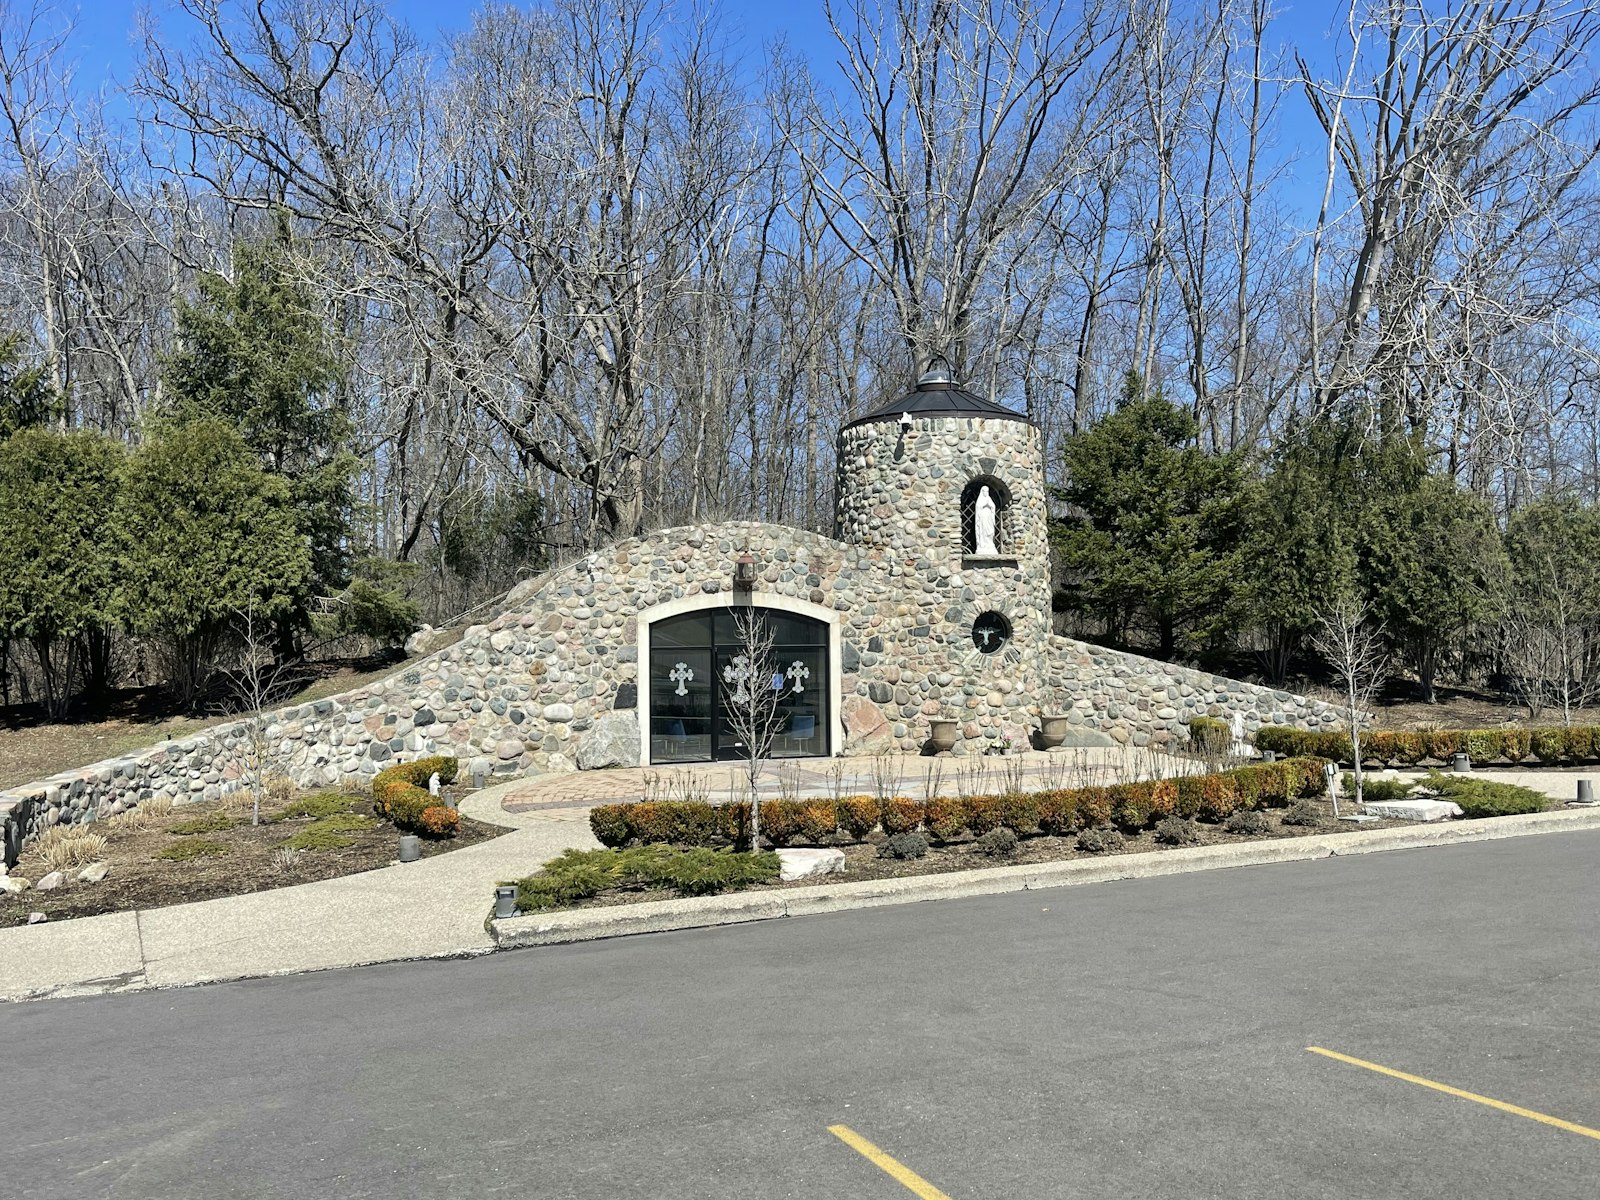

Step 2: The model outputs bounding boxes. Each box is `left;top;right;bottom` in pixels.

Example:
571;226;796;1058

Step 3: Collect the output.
841;374;1035;431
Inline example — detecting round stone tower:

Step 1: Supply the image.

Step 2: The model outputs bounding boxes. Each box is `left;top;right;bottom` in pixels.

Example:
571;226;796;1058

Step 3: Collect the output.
834;362;1052;747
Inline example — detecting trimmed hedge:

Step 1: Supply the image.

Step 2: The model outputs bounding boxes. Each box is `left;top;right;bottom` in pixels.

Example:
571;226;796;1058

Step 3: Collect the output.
372;756;460;838
587;757;1331;849
1255;724;1600;767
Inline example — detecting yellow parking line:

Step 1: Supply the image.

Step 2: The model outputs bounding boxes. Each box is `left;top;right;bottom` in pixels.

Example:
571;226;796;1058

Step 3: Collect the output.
828;1124;955;1200
1308;1046;1600;1142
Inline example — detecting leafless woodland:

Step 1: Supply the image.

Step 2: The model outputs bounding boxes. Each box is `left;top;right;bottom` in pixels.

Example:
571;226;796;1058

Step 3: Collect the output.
4;0;1600;620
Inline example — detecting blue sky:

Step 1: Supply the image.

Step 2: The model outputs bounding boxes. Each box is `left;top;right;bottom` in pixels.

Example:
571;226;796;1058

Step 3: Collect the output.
66;0;1341;210
69;1;1346;100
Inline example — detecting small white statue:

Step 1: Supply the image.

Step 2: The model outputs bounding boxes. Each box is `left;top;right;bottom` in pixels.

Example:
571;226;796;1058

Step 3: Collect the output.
1230;712;1247;755
974;485;998;555
428;771;441;797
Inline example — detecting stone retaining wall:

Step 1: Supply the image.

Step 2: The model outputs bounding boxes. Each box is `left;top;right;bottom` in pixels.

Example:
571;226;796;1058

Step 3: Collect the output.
1043;636;1340;747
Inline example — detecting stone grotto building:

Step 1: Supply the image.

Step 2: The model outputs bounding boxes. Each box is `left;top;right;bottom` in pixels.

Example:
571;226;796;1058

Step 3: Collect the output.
2;364;1340;859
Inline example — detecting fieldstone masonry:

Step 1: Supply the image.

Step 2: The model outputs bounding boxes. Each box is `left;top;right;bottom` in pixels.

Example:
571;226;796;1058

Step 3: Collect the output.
1;380;1340;866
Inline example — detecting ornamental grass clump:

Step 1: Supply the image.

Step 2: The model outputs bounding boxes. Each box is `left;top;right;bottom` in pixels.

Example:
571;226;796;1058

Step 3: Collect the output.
35;828;109;873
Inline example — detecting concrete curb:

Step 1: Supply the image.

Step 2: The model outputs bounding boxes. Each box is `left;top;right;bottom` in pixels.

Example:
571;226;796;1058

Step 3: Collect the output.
490;806;1600;948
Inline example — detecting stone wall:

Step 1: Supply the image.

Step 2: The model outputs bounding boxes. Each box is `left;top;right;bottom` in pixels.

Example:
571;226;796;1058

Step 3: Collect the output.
3;515;1341;866
1043;636;1342;747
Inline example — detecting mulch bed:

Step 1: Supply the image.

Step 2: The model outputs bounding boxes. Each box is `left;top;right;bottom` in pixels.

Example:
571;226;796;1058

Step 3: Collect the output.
0;788;504;928
539;797;1412;911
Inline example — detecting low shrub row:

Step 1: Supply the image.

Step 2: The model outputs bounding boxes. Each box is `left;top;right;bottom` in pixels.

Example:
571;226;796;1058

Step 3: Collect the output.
589;757;1331;850
1256;724;1600;766
372;756;461;838
509;846;782;911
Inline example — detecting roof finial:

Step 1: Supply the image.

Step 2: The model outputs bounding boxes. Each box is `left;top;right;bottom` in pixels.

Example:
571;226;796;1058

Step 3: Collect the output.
917;353;953;388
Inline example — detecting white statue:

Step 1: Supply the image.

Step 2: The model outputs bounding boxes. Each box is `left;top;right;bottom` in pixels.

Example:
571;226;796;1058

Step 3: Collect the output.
974;486;998;555
1230;712;1246;755
428;771;441;797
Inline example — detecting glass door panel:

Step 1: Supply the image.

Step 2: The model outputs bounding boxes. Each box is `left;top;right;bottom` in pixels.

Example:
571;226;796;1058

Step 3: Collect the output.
649;648;712;763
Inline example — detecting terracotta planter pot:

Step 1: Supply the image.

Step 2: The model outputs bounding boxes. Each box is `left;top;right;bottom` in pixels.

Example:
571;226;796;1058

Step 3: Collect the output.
928;720;959;753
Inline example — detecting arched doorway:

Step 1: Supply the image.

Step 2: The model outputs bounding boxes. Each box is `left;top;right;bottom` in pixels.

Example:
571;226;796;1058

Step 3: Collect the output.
645;606;832;764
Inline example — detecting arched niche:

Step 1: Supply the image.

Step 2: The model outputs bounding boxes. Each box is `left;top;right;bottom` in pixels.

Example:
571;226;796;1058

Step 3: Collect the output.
959;475;1013;558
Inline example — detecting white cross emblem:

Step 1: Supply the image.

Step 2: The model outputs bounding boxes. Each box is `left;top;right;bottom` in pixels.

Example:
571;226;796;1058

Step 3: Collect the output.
723;654;752;703
669;661;694;697
787;660;810;693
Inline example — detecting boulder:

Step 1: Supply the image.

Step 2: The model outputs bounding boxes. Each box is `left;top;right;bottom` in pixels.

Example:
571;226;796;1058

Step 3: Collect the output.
35;870;64;891
841;695;895;755
576;711;642;771
0;875;28;894
77;861;109;884
776;847;846;882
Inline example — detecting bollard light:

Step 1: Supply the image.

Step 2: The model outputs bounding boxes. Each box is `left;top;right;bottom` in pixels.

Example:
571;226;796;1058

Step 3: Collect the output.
1578;779;1595;805
1452;752;1470;774
398;834;421;863
494;886;518;920
1263;750;1277;763
472;766;487;790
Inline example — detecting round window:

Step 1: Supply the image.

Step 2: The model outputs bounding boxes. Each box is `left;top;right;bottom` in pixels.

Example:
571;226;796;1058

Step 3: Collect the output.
972;611;1012;654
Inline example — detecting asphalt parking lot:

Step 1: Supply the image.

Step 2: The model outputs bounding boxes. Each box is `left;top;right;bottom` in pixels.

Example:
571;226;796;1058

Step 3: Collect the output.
6;830;1598;1199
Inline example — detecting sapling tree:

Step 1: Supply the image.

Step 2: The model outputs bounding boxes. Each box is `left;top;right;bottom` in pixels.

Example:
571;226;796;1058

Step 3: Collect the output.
721;606;794;851
1311;588;1388;811
216;604;294;826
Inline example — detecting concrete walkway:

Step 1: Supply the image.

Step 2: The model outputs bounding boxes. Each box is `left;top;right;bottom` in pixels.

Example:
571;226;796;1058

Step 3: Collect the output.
0;781;600;1002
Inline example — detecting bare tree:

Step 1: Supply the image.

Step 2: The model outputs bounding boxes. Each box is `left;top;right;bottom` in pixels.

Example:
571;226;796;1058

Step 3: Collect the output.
1311;588;1388;811
1502;556;1599;724
216;605;294;826
792;0;1126;378
720;606;794;851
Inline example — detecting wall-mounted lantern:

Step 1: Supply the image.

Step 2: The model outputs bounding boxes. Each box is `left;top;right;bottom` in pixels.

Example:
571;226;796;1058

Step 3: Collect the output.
734;550;757;589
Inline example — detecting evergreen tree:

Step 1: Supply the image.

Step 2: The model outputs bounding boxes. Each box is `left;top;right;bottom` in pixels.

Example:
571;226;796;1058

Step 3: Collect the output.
0;332;58;439
113;418;313;707
0;429;124;716
1359;474;1507;702
1052;375;1253;660
163;228;356;655
1244;418;1424;682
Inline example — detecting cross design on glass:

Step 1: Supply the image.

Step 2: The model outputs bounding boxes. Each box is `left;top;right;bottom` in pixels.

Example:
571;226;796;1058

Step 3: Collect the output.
722;653;752;703
977;628;994;649
669;661;694;697
787;660;810;693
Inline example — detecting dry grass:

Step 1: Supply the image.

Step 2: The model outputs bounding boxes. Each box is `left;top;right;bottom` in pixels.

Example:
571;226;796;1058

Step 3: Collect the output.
34;827;109;873
108;796;175;831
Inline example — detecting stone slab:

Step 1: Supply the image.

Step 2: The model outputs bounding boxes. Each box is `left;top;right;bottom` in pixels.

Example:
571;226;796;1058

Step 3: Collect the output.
776;847;846;881
1363;798;1463;822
